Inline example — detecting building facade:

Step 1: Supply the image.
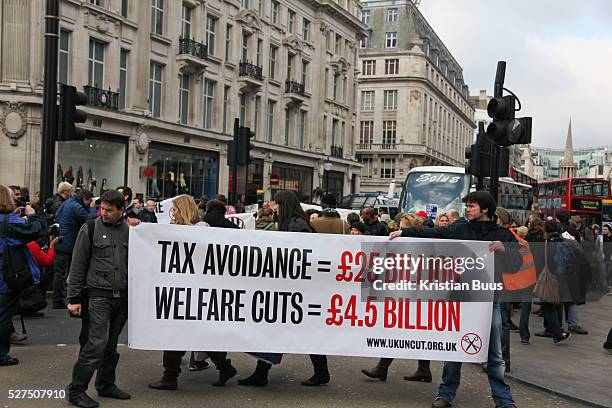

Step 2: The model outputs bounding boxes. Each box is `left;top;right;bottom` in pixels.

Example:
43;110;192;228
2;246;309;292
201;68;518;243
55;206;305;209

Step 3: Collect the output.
0;0;367;203
356;0;474;194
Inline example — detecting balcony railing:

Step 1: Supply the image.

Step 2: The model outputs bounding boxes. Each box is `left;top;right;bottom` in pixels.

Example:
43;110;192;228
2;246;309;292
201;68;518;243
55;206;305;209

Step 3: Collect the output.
285;80;305;96
178;37;208;60
83;85;119;110
356;142;397;151
239;61;264;81
331;145;343;158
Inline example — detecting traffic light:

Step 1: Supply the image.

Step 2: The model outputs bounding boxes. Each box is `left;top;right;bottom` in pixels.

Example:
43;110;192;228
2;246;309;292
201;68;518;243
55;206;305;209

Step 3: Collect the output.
486;94;532;146
465;141;491;177
237;126;255;166
57;84;88;141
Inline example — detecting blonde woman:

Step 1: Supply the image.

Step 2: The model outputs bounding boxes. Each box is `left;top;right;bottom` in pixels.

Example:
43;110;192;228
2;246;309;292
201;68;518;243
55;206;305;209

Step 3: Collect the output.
435;212;450;228
399;213;423;229
149;195;237;390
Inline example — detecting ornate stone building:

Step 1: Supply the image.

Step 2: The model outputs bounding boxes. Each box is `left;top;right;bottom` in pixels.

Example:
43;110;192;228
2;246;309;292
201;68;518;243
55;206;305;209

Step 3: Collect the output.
0;0;367;203
356;0;474;193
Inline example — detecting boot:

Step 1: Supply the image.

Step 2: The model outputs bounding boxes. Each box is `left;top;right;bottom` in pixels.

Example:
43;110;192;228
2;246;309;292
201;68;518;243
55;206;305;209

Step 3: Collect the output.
211;359;237;386
148;375;178;390
361;358;392;381
97;384;130;399
301;354;330;386
66;394;99;408
238;360;271;386
404;366;433;382
301;371;330;386
66;389;99;408
431;397;452;408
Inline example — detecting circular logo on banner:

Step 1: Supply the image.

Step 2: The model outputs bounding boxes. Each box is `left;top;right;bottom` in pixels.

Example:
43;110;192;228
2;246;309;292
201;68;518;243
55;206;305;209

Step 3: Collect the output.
461;333;482;355
226;216;246;229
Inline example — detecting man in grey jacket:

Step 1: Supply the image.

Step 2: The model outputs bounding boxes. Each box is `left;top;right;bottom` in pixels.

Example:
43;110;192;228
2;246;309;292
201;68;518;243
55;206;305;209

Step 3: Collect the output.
66;190;130;408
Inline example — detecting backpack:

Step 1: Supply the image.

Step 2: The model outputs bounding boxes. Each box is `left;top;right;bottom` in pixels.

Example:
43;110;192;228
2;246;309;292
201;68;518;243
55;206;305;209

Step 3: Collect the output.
1;215;33;291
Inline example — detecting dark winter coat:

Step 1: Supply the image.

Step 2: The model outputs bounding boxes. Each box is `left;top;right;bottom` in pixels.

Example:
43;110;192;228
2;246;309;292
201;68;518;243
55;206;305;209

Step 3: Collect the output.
54;197;97;254
286;216;313;233
363;217;389;236
0;213;46;293
203;205;239;229
138;210;158;223
44;193;66;218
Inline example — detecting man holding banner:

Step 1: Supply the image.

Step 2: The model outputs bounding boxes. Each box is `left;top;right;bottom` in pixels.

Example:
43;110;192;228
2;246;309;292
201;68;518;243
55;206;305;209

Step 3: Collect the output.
390;191;520;408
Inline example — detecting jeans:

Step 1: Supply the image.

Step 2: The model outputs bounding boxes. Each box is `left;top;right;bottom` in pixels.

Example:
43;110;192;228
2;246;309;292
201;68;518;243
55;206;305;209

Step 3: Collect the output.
564;303;579;328
52;252;71;306
499;302;511;370
0;291;19;360
68;296;128;395
519;302;532;342
437;303;514;408
542;303;564;340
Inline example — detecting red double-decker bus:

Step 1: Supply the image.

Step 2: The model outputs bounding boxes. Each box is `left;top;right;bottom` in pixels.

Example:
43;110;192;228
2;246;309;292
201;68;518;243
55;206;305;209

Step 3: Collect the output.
537;178;611;226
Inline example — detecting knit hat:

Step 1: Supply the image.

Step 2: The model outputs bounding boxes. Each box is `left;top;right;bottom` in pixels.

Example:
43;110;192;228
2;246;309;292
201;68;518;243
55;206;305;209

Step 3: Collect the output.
495;207;511;225
320;193;337;209
415;211;428;219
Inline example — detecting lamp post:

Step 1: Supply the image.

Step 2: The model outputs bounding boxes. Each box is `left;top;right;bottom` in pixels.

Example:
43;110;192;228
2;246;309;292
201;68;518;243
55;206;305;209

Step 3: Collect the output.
323;159;332;194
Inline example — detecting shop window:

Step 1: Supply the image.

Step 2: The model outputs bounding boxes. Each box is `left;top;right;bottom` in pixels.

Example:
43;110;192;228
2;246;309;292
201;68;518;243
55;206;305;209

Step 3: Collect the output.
57;137;126;193
148;144;218;200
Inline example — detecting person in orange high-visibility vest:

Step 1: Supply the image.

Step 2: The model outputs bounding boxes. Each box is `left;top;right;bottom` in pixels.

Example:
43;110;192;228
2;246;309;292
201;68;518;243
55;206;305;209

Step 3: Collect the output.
496;207;536;371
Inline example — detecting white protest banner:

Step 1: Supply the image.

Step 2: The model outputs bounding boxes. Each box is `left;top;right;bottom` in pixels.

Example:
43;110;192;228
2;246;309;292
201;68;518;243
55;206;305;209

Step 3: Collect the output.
226;212;256;230
128;225;494;362
154;195;255;229
245;204;259;214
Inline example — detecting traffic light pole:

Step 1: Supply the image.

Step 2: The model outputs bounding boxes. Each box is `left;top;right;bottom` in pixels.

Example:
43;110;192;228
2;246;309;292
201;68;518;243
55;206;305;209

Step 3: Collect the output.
489;61;506;205
40;0;60;203
230;118;239;206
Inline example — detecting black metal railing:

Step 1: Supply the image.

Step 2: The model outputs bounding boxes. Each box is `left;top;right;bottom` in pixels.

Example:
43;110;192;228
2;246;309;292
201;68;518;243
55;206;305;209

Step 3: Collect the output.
239;61;264;81
331;145;343;158
178;37;208;60
285;80;305;96
83;85;119;110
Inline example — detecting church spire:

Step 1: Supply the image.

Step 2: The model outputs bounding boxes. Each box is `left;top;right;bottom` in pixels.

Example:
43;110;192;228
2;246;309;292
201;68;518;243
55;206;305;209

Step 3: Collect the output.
563;118;574;164
559;118;577;179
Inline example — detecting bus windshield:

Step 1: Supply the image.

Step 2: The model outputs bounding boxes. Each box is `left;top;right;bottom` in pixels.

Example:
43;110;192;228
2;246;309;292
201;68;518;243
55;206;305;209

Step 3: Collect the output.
401;172;470;215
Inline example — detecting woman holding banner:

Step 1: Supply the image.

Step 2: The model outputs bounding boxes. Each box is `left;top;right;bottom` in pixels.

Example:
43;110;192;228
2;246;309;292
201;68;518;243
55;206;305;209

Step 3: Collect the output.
149;195;238;390
239;190;330;387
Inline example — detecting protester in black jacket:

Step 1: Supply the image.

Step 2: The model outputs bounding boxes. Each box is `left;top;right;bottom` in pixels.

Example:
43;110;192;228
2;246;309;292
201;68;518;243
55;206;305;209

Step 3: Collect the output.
239;190;329;388
360;207;389;236
137;200;158;223
203;200;239;229
389;191;520;408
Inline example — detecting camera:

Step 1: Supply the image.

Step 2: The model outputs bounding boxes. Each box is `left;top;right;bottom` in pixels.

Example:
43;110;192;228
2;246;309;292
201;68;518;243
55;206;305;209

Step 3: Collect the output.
48;223;60;237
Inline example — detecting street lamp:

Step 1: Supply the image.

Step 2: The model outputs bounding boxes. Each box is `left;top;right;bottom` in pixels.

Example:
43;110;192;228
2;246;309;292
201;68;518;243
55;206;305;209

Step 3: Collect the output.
323;159;332;194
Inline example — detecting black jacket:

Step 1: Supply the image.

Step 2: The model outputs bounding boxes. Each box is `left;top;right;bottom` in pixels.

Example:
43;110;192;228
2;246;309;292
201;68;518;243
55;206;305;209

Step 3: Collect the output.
44;193;65;218
203;206;239;229
401;220;522;286
138;210;158;223
286;216;313;233
364;218;389;236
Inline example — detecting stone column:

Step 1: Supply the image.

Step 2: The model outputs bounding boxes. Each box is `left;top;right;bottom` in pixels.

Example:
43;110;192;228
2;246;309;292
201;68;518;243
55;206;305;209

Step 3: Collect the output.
263;158;273;201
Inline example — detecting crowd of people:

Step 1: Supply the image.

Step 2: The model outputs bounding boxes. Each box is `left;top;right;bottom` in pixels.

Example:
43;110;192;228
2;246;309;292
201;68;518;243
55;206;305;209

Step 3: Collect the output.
1;182;611;408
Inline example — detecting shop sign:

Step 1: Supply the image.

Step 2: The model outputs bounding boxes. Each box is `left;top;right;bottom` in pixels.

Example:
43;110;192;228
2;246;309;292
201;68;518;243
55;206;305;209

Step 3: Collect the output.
140;166;157;179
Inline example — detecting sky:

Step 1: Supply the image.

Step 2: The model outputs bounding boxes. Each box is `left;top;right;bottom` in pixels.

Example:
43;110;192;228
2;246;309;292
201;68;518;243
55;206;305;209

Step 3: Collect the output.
417;0;612;149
